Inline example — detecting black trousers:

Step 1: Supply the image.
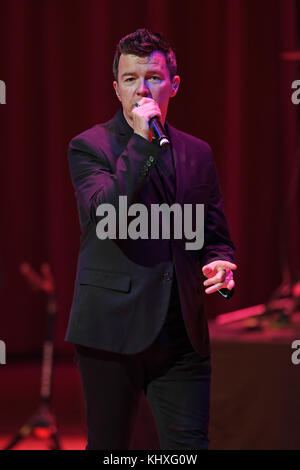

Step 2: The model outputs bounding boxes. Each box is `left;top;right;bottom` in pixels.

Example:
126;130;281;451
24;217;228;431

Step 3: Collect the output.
74;279;211;450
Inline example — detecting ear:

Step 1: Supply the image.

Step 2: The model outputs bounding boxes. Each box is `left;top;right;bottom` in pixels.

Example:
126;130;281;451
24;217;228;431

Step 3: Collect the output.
113;81;121;102
170;75;180;98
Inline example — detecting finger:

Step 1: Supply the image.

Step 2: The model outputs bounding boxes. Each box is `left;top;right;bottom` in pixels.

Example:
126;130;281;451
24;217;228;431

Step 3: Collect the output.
135;97;154;106
144;103;162;117
216;261;237;270
218;270;234;289
203;270;226;286
133;103;162;121
206;260;237;271
137;98;161;110
134;98;160;111
202;265;217;278
202;265;212;275
225;270;233;281
205;282;225;294
205;278;235;294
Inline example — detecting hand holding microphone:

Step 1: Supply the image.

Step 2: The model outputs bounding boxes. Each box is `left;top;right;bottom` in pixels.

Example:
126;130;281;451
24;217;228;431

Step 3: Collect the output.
132;98;170;148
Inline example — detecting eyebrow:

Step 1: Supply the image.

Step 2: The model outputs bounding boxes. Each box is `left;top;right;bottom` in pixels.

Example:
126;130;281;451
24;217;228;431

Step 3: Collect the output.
120;73;136;79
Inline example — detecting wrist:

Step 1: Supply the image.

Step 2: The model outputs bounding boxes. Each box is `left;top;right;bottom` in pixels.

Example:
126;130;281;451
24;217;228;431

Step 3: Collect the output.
133;127;152;142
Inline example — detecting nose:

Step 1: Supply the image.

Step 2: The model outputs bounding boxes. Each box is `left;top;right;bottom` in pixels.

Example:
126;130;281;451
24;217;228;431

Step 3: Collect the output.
136;78;150;97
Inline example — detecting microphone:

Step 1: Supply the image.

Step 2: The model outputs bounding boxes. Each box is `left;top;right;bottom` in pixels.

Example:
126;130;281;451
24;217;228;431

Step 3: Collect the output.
134;102;170;149
149;117;170;149
217;287;235;300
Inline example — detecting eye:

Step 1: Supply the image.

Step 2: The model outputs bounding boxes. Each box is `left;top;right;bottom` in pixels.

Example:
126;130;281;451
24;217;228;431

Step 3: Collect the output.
124;77;135;82
149;76;161;81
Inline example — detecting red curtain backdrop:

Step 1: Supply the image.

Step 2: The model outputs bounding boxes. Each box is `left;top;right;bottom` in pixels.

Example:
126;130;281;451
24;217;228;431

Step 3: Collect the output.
0;0;298;355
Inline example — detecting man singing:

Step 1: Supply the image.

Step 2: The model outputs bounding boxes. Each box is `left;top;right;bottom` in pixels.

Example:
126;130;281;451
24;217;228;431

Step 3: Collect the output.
65;28;236;450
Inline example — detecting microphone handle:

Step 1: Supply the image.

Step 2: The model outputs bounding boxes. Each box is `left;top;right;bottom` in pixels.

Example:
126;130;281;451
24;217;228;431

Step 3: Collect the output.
150;117;170;149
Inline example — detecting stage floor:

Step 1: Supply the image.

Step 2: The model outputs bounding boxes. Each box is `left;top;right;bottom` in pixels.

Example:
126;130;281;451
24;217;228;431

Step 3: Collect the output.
1;305;300;450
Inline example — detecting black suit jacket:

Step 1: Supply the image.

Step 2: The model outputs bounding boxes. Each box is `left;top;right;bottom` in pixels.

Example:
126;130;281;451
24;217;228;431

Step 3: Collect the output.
65;109;235;356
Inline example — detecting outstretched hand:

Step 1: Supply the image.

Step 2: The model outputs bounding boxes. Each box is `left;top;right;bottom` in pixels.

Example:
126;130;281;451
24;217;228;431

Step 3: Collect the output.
202;260;237;294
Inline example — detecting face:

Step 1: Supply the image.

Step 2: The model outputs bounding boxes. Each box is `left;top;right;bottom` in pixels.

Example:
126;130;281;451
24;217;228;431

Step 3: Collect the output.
113;51;180;126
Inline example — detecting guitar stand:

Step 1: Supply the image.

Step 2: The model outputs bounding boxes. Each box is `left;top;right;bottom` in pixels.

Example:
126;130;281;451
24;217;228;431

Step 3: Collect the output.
3;264;61;450
3;403;60;451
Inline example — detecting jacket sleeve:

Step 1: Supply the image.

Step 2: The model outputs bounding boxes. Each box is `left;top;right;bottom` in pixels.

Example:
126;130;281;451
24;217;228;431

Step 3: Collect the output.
199;148;236;269
198;151;236;300
68;132;161;225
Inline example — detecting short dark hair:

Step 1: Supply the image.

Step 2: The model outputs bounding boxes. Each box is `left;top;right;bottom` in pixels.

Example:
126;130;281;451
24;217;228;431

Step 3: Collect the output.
113;28;177;81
